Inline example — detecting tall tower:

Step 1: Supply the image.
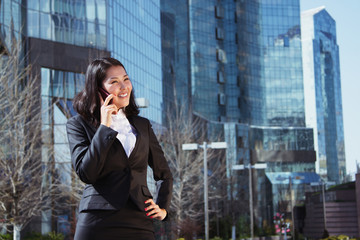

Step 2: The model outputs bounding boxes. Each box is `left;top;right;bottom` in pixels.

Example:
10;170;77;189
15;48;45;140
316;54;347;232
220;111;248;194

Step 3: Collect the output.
301;7;346;183
184;0;317;227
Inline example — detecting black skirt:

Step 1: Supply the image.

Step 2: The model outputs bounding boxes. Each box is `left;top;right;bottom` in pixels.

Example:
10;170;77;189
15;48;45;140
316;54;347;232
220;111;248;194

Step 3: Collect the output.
74;199;155;240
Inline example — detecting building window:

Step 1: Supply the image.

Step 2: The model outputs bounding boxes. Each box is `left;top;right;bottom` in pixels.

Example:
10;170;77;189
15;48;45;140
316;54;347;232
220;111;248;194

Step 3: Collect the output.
215;5;224;19
216;49;226;63
218;93;226;105
219;116;227;122
216;27;225;40
217;71;225;84
284;36;289;47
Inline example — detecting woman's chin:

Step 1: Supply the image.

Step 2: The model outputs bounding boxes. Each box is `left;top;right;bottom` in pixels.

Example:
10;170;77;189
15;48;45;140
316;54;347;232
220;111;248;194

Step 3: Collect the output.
115;102;130;110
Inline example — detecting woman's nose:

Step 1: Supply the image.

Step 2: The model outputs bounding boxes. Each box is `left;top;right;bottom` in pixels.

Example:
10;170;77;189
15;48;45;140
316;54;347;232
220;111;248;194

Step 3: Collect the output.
119;81;125;89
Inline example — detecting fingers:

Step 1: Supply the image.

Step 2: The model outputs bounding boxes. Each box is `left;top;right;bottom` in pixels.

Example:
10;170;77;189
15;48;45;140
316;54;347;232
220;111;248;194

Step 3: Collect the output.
100;94;117;127
102;104;118;115
144;199;167;221
99;93;114;107
103;94;114;106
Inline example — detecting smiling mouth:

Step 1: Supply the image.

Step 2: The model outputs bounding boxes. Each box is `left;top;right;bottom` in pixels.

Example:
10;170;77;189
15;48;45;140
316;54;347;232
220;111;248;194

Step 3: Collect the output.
119;93;128;98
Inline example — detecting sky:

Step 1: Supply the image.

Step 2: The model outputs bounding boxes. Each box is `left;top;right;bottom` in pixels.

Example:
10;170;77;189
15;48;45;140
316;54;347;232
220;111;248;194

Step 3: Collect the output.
300;0;360;179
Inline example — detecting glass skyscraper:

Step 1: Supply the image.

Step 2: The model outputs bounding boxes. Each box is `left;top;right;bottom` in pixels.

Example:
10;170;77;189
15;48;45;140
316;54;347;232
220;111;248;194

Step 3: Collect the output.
185;0;317;228
301;7;346;183
260;0;305;127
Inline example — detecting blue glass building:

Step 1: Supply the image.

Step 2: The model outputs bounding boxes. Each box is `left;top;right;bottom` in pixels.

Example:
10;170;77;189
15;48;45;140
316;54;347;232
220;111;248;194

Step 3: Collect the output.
188;0;226;121
301;7;346;183
260;0;305;127
187;0;317;229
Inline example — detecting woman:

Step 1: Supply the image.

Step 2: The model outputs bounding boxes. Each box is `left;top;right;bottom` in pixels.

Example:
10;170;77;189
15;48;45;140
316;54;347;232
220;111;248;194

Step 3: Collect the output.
66;57;173;240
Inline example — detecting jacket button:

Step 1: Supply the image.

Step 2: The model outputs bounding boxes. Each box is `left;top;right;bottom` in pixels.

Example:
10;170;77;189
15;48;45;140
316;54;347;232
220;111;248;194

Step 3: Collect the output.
107;135;114;140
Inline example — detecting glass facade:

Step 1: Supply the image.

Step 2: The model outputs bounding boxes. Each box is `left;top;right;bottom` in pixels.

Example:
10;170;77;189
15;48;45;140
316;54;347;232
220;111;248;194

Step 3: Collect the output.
189;0;226;121
108;0;163;124
0;0;23;50
27;0;107;49
260;0;305;127
188;0;310;148
160;0;191;119
231;0;263;124
301;7;346;183
250;127;314;151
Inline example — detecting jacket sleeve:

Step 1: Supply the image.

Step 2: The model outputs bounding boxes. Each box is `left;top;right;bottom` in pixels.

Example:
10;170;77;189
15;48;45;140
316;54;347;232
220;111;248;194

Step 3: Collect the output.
66;117;118;184
147;119;173;217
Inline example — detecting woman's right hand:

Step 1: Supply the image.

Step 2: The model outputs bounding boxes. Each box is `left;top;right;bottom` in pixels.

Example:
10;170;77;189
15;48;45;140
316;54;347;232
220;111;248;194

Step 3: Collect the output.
100;94;117;127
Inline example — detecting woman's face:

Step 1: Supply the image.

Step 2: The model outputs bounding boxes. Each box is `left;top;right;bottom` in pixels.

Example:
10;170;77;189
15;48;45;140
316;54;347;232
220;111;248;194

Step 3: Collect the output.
102;65;132;109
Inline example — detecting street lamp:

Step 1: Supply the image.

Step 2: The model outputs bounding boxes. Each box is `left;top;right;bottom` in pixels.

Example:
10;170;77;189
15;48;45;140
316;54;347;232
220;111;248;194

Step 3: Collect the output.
182;141;227;240
232;163;267;240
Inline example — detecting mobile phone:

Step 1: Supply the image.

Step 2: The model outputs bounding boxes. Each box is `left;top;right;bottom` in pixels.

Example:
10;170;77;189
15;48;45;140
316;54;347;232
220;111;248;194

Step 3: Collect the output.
99;87;113;104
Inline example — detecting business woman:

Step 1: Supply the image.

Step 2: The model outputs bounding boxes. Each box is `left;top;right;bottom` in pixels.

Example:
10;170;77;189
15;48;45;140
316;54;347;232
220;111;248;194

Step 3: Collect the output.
66;57;173;240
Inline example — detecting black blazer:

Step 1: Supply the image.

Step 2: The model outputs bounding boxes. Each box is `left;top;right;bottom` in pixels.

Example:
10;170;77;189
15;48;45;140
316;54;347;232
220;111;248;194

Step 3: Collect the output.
66;114;173;216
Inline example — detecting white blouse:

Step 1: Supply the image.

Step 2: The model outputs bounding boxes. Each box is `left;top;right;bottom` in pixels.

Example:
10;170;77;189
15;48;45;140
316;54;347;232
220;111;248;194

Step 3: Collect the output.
109;109;137;157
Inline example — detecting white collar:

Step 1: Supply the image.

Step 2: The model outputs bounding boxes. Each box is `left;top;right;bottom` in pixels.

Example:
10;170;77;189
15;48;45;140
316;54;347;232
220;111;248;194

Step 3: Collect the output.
112;109;127;120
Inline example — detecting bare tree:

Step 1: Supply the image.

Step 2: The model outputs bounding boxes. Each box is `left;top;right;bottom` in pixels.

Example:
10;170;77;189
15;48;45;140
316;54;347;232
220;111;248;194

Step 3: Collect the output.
157;92;226;238
50;158;85;237
0;42;52;240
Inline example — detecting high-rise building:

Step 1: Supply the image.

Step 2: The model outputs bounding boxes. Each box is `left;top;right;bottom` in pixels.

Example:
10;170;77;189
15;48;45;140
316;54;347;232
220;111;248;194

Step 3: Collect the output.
301;6;346;183
183;0;317;225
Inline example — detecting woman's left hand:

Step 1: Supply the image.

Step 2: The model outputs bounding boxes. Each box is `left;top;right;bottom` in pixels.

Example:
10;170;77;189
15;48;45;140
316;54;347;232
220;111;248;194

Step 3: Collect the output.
144;199;167;221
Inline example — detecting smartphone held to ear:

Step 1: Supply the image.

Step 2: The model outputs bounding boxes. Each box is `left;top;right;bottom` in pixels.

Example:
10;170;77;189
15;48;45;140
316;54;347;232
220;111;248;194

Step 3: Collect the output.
99;87;113;104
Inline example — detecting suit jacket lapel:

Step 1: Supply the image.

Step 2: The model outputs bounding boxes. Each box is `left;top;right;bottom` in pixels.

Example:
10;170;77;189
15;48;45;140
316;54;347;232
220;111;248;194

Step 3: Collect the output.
127;116;141;160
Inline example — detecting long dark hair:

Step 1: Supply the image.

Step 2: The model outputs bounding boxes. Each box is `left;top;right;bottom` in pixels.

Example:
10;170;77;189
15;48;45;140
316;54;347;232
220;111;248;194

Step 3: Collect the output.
73;57;139;127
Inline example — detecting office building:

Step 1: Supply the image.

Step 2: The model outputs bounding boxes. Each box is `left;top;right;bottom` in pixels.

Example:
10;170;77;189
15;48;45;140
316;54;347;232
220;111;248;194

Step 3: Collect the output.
181;0;316;228
301;7;346;183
